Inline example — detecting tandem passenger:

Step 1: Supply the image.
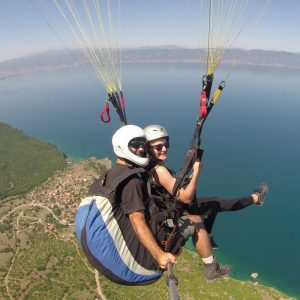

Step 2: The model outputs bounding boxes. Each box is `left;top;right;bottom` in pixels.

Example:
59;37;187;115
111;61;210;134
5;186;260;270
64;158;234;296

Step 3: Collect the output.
144;124;268;250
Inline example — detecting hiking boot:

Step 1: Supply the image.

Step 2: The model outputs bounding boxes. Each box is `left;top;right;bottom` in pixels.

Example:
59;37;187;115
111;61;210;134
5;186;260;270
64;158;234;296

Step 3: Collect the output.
210;236;219;250
203;257;231;283
254;183;269;206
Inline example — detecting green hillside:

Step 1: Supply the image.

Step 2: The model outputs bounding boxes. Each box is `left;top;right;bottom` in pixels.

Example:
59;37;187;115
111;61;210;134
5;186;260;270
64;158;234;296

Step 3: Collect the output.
0;122;67;200
0;157;293;299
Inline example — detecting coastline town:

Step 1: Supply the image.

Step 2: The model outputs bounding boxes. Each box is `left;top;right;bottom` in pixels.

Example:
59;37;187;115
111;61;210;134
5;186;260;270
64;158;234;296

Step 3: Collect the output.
27;157;111;224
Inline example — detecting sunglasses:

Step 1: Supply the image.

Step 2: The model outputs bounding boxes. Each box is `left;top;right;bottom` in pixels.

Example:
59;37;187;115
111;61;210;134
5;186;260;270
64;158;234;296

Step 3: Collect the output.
129;139;146;149
150;141;170;151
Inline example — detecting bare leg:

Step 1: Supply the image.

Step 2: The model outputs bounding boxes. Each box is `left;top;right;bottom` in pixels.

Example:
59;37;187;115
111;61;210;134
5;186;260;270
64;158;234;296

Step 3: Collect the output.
184;213;212;258
185;213;231;282
193;224;212;258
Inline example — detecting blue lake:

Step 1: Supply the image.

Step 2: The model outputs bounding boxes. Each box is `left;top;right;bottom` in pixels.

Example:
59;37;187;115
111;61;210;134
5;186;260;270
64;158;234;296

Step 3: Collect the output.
1;63;300;298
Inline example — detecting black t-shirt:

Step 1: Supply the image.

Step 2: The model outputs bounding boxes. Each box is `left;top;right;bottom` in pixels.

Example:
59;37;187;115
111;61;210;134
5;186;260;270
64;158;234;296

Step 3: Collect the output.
104;164;160;270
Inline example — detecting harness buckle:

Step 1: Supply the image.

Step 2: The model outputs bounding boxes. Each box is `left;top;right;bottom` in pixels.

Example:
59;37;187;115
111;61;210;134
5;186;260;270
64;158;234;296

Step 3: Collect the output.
166;219;175;228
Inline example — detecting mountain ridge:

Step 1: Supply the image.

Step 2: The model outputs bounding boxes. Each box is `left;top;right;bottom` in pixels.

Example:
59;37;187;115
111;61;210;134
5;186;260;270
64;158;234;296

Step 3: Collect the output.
1;47;300;79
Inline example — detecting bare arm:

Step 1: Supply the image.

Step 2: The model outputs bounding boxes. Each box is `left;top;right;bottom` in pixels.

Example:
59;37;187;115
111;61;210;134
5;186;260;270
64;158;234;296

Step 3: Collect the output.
154;161;202;204
129;211;176;269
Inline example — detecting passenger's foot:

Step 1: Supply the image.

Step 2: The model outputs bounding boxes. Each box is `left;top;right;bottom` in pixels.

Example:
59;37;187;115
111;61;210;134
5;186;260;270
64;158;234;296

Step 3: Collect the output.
253;183;269;206
203;257;231;283
210;236;219;250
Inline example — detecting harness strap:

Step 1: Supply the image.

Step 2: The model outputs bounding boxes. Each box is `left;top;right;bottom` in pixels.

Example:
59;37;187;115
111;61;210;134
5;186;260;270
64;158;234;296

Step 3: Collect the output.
89;167;146;196
120;91;127;125
120;90;125;108
161;225;183;256
171;148;204;196
108;92;127;126
155;209;177;224
109;167;146;192
173;76;224;196
200;90;208;118
100;101;111;123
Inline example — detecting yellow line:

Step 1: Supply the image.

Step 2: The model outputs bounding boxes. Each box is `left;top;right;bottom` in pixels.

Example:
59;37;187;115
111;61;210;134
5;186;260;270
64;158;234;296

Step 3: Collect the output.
51;0;122;94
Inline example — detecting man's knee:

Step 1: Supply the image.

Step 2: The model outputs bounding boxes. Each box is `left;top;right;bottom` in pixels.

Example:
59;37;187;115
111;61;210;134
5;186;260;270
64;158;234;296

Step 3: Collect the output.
177;215;204;239
185;213;202;224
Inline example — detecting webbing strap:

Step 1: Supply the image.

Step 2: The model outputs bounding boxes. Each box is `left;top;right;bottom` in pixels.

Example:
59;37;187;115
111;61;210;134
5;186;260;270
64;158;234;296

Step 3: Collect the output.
171;148;203;196
109;167;146;192
120;91;127;125
120;91;125;108
173;77;225;203
109;92;127;126
100;102;111;123
89;167;146;197
200;90;208;118
99;92;127;125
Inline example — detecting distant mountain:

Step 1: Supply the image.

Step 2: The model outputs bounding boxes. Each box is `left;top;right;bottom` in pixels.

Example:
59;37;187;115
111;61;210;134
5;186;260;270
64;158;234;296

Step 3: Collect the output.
1;47;300;79
0;49;86;78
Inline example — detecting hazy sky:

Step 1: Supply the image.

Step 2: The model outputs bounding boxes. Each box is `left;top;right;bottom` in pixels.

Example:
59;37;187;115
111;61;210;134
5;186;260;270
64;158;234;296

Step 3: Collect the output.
0;0;299;61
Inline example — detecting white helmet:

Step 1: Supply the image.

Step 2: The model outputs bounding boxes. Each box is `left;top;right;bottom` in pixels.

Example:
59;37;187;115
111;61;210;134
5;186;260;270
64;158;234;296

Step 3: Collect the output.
112;125;149;167
144;125;169;143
